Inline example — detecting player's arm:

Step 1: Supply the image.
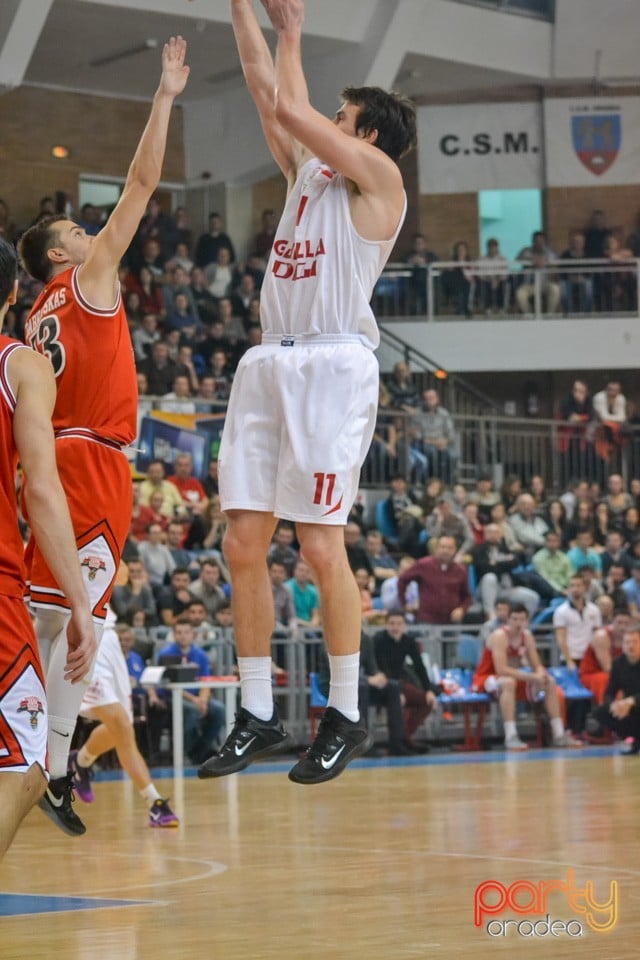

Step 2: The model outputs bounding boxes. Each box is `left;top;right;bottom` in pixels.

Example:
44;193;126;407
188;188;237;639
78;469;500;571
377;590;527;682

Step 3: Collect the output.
524;632;546;676
555;625;574;670
262;0;403;208
78;37;190;307
231;0;304;181
491;630;528;682
592;627;612;672
9;350;95;683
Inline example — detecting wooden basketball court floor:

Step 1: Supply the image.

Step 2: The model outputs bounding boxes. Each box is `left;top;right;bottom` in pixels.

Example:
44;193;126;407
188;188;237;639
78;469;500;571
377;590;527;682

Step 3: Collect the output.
1;746;639;960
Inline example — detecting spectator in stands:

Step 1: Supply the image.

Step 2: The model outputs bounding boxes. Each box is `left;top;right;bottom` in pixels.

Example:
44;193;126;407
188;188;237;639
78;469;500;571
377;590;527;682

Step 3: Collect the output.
138;340;178;396
621;560;640;619
560;230;593;312
206;248;236;300
500;474;523;513
267;522;299;577
622;505;640;547
190;266;218;324
163;265;198;317
442;240;474;317
560;478;591;522
196;318;235;372
489;501;524;553
153;619;225;764
210;349;233;401
576;564;603;604
132;312;161;362
477;237;509;313
129;482;158;542
516;231;560;314
462;500;485;547
528;474;547;511
543;498;569;547
166;241;194;276
354;568;378;625
344;522;374;575
472;523;539;619
165;520;199;574
405;232;438;315
507;493;548;559
165;292;201;344
605;562;629;610
532;530;573;597
584;209;611;259
233;272;258;319
269;559;296;632
364;529;398;594
184;493;227;555
140;459;186;520
373;610;438;752
157;568;196;626
601;529;632;577
136;237;165;281
386;361;420;409
567;529;602;575
565;498;596;547
286;560;321;627
558;381;596;485
425;495;474;561
553;573;602;672
410;388;457;484
111;559;158;625
168;452;207;513
603;471;633;523
583;611;630;709
397;535;471;624
194;212;235;269
589;626;640;754
138;521;176;588
203;460;219;499
158;375;197;415
593;385;627;462
471;471;501;524
472;603;580;750
189;558;228;618
216;296;247;345
380;555;420;616
137;196;178;261
253;208;278;261
184;600;218;653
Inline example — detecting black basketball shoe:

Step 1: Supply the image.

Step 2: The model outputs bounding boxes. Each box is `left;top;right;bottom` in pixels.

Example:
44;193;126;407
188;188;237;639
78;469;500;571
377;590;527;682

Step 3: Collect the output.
288;707;373;785
38;774;87;836
197;707;292;778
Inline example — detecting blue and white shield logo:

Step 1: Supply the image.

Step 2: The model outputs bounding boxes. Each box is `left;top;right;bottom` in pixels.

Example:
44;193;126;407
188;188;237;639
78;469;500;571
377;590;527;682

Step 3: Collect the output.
572;113;621;176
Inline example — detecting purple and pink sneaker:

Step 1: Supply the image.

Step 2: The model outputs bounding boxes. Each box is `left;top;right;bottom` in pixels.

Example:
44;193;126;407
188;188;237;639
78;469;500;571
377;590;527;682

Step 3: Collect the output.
68;751;95;803
149;798;179;828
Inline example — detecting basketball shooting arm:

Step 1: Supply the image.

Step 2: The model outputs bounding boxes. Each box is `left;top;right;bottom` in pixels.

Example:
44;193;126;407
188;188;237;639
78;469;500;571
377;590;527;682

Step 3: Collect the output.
260;0;404;238
10;350;94;682
77;36;190;308
230;0;306;185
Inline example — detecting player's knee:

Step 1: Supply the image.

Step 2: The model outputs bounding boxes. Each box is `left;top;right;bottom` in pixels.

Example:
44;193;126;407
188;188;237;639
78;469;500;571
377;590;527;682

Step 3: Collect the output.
223;527;266;569
298;536;343;575
498;675;516;692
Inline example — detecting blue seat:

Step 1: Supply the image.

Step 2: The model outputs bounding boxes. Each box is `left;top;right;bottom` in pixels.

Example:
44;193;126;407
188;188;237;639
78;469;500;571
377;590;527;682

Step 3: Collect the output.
530;596;564;625
309;671;328;708
549;667;593;700
375;499;398;542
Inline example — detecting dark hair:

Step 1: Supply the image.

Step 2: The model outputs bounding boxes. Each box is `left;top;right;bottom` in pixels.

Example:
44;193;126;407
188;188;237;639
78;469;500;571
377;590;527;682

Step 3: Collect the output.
508;603;529;616
18;215;67;283
0;236;17;309
341;86;417;162
386;608;406;620
171;566;191;578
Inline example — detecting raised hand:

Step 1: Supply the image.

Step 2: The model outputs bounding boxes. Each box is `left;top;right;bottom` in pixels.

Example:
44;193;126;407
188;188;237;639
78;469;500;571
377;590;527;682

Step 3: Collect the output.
259;0;304;32
64;607;98;684
160;36;190;98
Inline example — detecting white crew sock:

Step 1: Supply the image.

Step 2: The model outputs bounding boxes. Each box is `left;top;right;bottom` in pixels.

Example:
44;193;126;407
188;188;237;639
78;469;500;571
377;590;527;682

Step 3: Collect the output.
238;657;274;721
141;783;162;807
504;720;518;740
551;717;565;740
327;652;360;723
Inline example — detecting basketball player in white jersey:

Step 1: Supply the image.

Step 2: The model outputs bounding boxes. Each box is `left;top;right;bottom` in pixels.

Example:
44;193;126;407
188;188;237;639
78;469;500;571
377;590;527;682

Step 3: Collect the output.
199;0;416;784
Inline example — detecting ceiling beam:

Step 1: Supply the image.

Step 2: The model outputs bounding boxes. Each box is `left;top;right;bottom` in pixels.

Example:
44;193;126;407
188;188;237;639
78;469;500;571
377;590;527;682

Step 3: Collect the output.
0;0;55;89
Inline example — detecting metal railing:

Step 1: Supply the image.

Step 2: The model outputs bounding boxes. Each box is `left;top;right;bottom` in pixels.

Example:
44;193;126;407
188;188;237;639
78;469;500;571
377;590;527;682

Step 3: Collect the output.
374;257;640;322
451;0;555;21
362;409;640;490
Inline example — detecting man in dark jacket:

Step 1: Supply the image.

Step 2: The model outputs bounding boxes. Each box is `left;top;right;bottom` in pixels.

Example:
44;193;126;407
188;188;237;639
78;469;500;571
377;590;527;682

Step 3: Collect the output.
591;627;640;754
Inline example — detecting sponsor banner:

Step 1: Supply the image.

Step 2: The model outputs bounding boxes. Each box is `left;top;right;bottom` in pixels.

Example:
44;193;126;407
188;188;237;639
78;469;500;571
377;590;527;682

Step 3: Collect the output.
417;102;543;194
545;97;640;186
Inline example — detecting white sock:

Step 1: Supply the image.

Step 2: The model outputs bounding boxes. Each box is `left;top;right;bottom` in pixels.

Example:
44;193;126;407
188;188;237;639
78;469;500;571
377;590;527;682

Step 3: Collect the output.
141;783;162;806
504;721;518;740
327;653;360;723
551;718;564;740
48;714;78;779
238;657;274;721
77;745;97;769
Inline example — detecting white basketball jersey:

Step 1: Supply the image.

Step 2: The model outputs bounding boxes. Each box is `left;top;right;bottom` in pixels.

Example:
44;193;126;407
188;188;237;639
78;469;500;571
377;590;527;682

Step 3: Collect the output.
260;157;406;349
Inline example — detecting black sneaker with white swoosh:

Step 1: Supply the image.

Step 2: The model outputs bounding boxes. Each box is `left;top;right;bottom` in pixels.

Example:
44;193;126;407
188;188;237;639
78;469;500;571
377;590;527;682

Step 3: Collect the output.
38;774;87;836
288;707;373;785
197;707;292;778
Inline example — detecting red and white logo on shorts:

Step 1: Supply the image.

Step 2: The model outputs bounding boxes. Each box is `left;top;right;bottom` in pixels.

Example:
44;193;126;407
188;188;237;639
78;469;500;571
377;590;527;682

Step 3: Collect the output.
313;472;343;517
82;556;107;581
17;697;45;729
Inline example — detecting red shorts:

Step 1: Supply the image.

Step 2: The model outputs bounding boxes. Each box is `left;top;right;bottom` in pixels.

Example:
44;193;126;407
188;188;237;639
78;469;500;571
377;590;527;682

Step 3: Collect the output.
26;437;132;621
0;596;47;773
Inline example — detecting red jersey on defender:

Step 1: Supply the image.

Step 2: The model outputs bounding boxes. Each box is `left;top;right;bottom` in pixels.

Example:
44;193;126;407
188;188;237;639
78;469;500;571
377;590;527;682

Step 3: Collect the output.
473;628;528;688
0;338;28;597
23;266;137;444
580;626;623;680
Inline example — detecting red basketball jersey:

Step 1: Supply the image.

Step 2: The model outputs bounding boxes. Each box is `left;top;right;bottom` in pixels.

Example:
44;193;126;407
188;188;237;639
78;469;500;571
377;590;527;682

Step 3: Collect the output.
0;337;29;597
24;266;137;444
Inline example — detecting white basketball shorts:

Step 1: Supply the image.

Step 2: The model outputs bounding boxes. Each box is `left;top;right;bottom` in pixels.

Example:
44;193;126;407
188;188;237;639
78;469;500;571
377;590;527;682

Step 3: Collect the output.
219;336;379;525
80;621;132;722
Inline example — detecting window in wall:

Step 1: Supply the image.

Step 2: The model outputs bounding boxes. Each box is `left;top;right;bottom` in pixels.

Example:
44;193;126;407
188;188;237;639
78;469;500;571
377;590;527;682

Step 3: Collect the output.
479;189;542;260
78;179;122;212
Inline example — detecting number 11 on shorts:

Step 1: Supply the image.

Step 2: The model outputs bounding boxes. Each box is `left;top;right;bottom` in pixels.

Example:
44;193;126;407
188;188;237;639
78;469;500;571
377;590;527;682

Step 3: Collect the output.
313;472;336;506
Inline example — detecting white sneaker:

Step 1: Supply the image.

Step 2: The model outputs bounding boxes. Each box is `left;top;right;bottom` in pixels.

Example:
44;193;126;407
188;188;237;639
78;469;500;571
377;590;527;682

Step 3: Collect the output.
505;734;528;751
552;732;583;749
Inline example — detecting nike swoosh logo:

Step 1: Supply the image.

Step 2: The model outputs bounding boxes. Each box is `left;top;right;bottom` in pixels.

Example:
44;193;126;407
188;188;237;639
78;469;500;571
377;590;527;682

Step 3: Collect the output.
320;745;346;770
46;790;64;808
234;737;257;757
52;730;70;738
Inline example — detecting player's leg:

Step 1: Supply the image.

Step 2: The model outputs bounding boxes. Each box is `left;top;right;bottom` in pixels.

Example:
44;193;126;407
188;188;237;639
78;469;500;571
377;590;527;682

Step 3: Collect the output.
198;510;291;779
541;678;581;747
287;523;373;784
0;766;46;861
496;676;527;750
72;705;178;827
